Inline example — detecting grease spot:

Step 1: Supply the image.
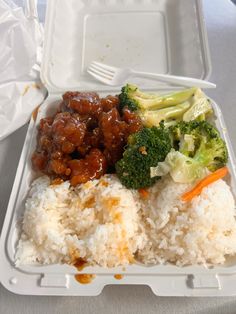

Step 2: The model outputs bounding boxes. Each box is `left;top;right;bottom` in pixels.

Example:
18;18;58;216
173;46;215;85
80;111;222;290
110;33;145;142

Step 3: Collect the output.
75;274;95;284
114;274;123;280
22;85;30;96
32;105;40;121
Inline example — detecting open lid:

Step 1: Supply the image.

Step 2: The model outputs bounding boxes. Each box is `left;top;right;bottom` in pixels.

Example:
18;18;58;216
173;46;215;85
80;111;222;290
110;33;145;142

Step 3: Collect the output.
41;0;211;93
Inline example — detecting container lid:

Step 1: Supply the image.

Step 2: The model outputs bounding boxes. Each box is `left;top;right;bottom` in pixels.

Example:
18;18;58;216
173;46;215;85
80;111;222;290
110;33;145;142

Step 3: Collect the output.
41;0;211;93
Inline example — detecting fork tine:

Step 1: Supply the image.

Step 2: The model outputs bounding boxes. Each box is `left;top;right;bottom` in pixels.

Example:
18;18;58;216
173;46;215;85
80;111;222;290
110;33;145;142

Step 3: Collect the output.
88;67;113;80
91;61;116;72
87;70;112;85
89;64;114;77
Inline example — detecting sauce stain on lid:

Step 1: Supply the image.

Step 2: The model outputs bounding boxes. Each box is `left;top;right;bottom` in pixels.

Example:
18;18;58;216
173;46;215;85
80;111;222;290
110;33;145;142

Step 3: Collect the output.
32;105;40;121
114;274;124;280
75;274;95;284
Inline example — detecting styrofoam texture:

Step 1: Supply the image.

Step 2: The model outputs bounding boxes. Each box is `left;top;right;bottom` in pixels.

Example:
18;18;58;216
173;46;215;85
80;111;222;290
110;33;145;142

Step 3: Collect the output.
41;0;211;92
1;90;236;296
1;0;230;296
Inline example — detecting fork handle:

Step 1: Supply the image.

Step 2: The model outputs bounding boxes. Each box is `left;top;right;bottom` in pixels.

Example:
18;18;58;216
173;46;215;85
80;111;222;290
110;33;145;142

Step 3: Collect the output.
131;71;216;89
25;0;38;19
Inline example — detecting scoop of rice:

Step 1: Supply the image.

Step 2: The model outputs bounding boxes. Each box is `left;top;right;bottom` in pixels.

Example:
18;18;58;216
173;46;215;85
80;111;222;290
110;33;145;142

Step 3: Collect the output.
16;173;236;267
137;176;236;266
16;175;146;267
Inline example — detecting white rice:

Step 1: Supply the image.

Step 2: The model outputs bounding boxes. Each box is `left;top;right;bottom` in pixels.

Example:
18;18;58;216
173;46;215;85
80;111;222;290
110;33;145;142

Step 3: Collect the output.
137;176;236;266
16;175;146;267
16;174;236;267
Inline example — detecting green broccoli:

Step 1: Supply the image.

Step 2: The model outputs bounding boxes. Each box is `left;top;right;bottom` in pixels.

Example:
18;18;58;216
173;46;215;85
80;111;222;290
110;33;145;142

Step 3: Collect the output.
118;84;196;111
115;124;172;189
119;85;213;128
118;84;158;111
183;88;213;122
169;120;228;172
139;101;190;127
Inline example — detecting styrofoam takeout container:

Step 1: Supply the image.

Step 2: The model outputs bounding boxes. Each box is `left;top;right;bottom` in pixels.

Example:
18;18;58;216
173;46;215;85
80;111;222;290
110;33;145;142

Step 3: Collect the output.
2;0;236;296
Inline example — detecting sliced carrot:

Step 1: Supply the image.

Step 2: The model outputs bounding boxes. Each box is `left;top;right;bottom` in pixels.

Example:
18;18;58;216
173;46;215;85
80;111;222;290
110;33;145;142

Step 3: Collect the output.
138;188;149;199
181;166;228;202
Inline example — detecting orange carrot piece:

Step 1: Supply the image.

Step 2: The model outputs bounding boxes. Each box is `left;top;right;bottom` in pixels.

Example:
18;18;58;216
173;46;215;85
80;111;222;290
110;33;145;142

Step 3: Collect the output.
138;188;149;199
181;167;228;202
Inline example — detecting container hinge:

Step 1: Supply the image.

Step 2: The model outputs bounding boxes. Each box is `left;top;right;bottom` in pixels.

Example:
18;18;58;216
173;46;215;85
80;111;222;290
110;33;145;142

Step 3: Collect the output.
189;274;220;290
40;274;69;288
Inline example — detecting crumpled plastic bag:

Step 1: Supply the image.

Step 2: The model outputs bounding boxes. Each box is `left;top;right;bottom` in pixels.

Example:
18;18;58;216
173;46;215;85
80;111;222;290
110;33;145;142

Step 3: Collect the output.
0;0;47;141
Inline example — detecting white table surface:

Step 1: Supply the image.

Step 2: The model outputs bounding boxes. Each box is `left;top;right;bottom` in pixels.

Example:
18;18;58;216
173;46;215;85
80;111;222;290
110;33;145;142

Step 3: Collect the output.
1;0;236;313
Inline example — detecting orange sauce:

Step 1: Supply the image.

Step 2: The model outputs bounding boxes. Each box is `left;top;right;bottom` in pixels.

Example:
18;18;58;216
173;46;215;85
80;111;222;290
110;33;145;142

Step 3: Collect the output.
32;105;40;121
74;258;87;271
139;146;148;155
99;180;109;187
113;212;122;223
50;178;64;185
138;188;149;199
103;197;120;209
32;83;41;89
114;274;123;280
74;259;95;284
83;196;95;208
22;85;30;96
75;274;95;284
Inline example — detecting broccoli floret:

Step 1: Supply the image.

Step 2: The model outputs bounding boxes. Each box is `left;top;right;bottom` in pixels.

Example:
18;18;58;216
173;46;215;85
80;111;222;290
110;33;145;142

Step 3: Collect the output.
115;124;172;189
119;84;196;111
118;84;157;111
169;120;228;172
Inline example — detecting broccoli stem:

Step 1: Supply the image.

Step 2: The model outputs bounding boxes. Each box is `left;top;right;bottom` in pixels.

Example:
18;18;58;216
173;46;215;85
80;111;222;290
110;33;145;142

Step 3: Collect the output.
139;102;190;127
133;89;160;99
137;87;197;110
183;97;212;122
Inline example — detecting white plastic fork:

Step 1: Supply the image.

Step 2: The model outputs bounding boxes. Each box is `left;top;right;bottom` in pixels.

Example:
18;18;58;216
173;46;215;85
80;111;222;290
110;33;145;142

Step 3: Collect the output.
87;61;216;89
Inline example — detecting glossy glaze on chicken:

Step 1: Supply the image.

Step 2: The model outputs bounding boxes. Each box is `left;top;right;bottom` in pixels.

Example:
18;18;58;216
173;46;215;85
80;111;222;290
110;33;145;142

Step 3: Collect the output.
32;91;142;185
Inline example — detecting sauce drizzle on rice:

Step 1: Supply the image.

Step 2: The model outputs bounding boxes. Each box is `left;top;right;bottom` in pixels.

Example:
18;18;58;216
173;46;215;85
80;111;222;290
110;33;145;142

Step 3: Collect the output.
74;258;88;271
15;175;146;268
15;174;236;268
